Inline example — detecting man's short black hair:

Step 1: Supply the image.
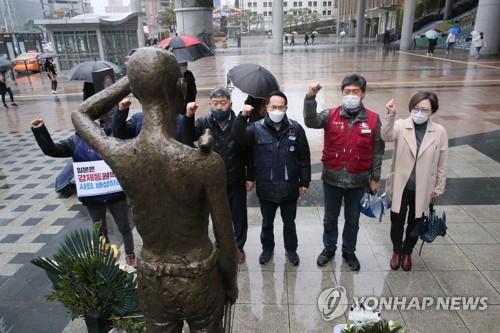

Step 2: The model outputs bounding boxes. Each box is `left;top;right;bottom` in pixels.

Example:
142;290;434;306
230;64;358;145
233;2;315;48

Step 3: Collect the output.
267;91;288;106
341;74;367;92
210;86;231;99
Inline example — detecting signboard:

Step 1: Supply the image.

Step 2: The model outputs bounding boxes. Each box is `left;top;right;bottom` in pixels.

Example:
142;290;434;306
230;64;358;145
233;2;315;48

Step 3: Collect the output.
73;160;123;197
92;67;115;93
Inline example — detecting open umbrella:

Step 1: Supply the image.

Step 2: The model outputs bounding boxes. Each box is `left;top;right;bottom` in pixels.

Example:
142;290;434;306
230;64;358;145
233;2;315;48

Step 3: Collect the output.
227;64;280;99
424;29;438;39
37;53;59;61
312;31;318;35
448;27;461;35
0;58;13;71
157;34;214;63
67;60;124;82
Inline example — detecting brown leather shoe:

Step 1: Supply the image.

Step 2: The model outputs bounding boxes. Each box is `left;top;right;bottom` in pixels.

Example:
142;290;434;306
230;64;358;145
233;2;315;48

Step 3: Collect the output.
238;249;246;264
401;254;412;271
390;253;401;270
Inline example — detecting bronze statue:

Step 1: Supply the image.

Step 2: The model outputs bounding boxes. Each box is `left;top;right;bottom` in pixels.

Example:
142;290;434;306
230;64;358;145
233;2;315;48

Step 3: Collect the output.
71;47;238;332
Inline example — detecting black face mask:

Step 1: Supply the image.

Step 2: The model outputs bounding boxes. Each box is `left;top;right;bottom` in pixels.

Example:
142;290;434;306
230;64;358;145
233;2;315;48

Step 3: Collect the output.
211;109;231;121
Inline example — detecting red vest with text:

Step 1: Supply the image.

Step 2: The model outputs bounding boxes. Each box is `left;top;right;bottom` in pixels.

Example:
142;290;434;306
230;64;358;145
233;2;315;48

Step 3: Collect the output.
322;106;378;173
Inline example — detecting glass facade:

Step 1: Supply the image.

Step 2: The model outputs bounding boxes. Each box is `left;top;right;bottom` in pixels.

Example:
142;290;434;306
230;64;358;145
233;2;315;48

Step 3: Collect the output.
102;30;138;66
53;30;137;70
54;31;100;70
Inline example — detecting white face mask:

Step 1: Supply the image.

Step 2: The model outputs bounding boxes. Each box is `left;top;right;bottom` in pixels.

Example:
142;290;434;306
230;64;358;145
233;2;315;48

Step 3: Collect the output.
268;110;286;123
411;110;429;125
342;95;361;109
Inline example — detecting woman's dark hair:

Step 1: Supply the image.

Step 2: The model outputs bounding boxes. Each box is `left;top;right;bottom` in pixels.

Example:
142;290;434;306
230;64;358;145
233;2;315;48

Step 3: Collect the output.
408;92;439;113
341;74;367;92
244;95;266;109
83;82;95;101
267;90;288;106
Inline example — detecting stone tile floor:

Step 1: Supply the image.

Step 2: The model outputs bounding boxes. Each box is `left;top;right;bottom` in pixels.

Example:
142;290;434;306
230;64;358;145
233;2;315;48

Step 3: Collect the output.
2;39;500;332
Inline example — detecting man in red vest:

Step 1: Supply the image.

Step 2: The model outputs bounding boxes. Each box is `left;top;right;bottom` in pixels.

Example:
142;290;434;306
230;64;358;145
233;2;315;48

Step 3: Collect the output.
303;74;385;271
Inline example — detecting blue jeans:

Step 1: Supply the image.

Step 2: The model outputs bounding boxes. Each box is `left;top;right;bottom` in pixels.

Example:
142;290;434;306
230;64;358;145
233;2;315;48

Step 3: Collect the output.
322;182;366;255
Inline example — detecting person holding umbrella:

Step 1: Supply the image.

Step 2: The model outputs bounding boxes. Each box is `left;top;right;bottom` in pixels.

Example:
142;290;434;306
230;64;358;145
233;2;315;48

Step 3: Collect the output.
44;58;58;94
311;31;317;44
179;62;197;110
183;87;253;264
382;93;448;271
0;70;17;108
425;29;438;56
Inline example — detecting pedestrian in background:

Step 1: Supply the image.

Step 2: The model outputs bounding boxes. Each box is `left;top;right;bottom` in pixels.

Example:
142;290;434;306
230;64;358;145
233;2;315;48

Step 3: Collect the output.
44;58;58;94
0;70;17;108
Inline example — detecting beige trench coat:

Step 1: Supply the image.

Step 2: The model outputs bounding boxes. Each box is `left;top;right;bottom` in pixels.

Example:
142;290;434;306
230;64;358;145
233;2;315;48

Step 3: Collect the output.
381;116;448;218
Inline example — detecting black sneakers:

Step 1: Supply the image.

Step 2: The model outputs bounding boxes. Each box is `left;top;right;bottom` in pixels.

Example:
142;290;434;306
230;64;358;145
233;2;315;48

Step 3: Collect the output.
287;251;300;266
342;252;360;271
317;247;335;267
259;250;273;265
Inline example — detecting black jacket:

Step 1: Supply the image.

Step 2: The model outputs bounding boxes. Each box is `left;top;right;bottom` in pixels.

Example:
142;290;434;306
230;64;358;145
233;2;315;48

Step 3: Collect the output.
232;113;311;202
182;110;253;188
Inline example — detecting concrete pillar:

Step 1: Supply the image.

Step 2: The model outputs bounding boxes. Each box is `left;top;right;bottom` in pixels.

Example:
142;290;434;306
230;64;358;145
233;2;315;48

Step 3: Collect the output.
355;0;366;44
272;0;283;54
175;0;214;48
336;0;341;35
131;0;145;47
400;0;416;51
96;28;105;61
470;0;500;56
443;0;453;21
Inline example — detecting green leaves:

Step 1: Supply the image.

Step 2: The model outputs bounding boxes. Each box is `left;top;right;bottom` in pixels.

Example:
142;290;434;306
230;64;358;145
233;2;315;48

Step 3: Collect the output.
342;319;409;333
31;228;139;321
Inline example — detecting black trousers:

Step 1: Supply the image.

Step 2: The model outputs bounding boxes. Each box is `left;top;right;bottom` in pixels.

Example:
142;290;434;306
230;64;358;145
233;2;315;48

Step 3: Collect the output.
1;87;14;105
227;185;248;250
51;80;58;91
390;188;421;255
84;198;135;255
259;199;298;252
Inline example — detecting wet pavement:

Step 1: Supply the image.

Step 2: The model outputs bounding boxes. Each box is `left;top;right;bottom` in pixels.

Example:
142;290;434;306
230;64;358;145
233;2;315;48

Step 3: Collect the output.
1;37;500;332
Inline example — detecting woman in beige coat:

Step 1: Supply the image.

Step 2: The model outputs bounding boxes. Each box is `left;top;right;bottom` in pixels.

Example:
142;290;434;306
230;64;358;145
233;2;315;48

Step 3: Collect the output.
382;92;448;271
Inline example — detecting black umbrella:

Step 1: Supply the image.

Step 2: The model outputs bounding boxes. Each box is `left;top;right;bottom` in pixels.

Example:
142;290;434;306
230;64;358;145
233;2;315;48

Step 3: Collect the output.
416;204;447;255
37;53;59;61
0;58;13;72
67;60;124;82
227;64;280;99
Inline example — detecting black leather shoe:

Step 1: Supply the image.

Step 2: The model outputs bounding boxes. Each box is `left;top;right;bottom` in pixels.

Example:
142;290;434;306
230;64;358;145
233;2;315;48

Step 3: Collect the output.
287;251;300;266
317;247;335;267
259;250;273;265
342;252;360;271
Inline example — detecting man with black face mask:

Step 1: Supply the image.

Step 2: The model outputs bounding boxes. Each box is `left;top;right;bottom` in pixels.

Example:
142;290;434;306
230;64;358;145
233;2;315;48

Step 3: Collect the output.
183;86;253;264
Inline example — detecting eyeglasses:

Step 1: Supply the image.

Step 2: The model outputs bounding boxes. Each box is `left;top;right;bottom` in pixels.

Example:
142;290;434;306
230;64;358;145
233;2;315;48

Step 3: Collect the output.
268;105;287;111
411;107;432;114
210;100;229;107
342;89;362;95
